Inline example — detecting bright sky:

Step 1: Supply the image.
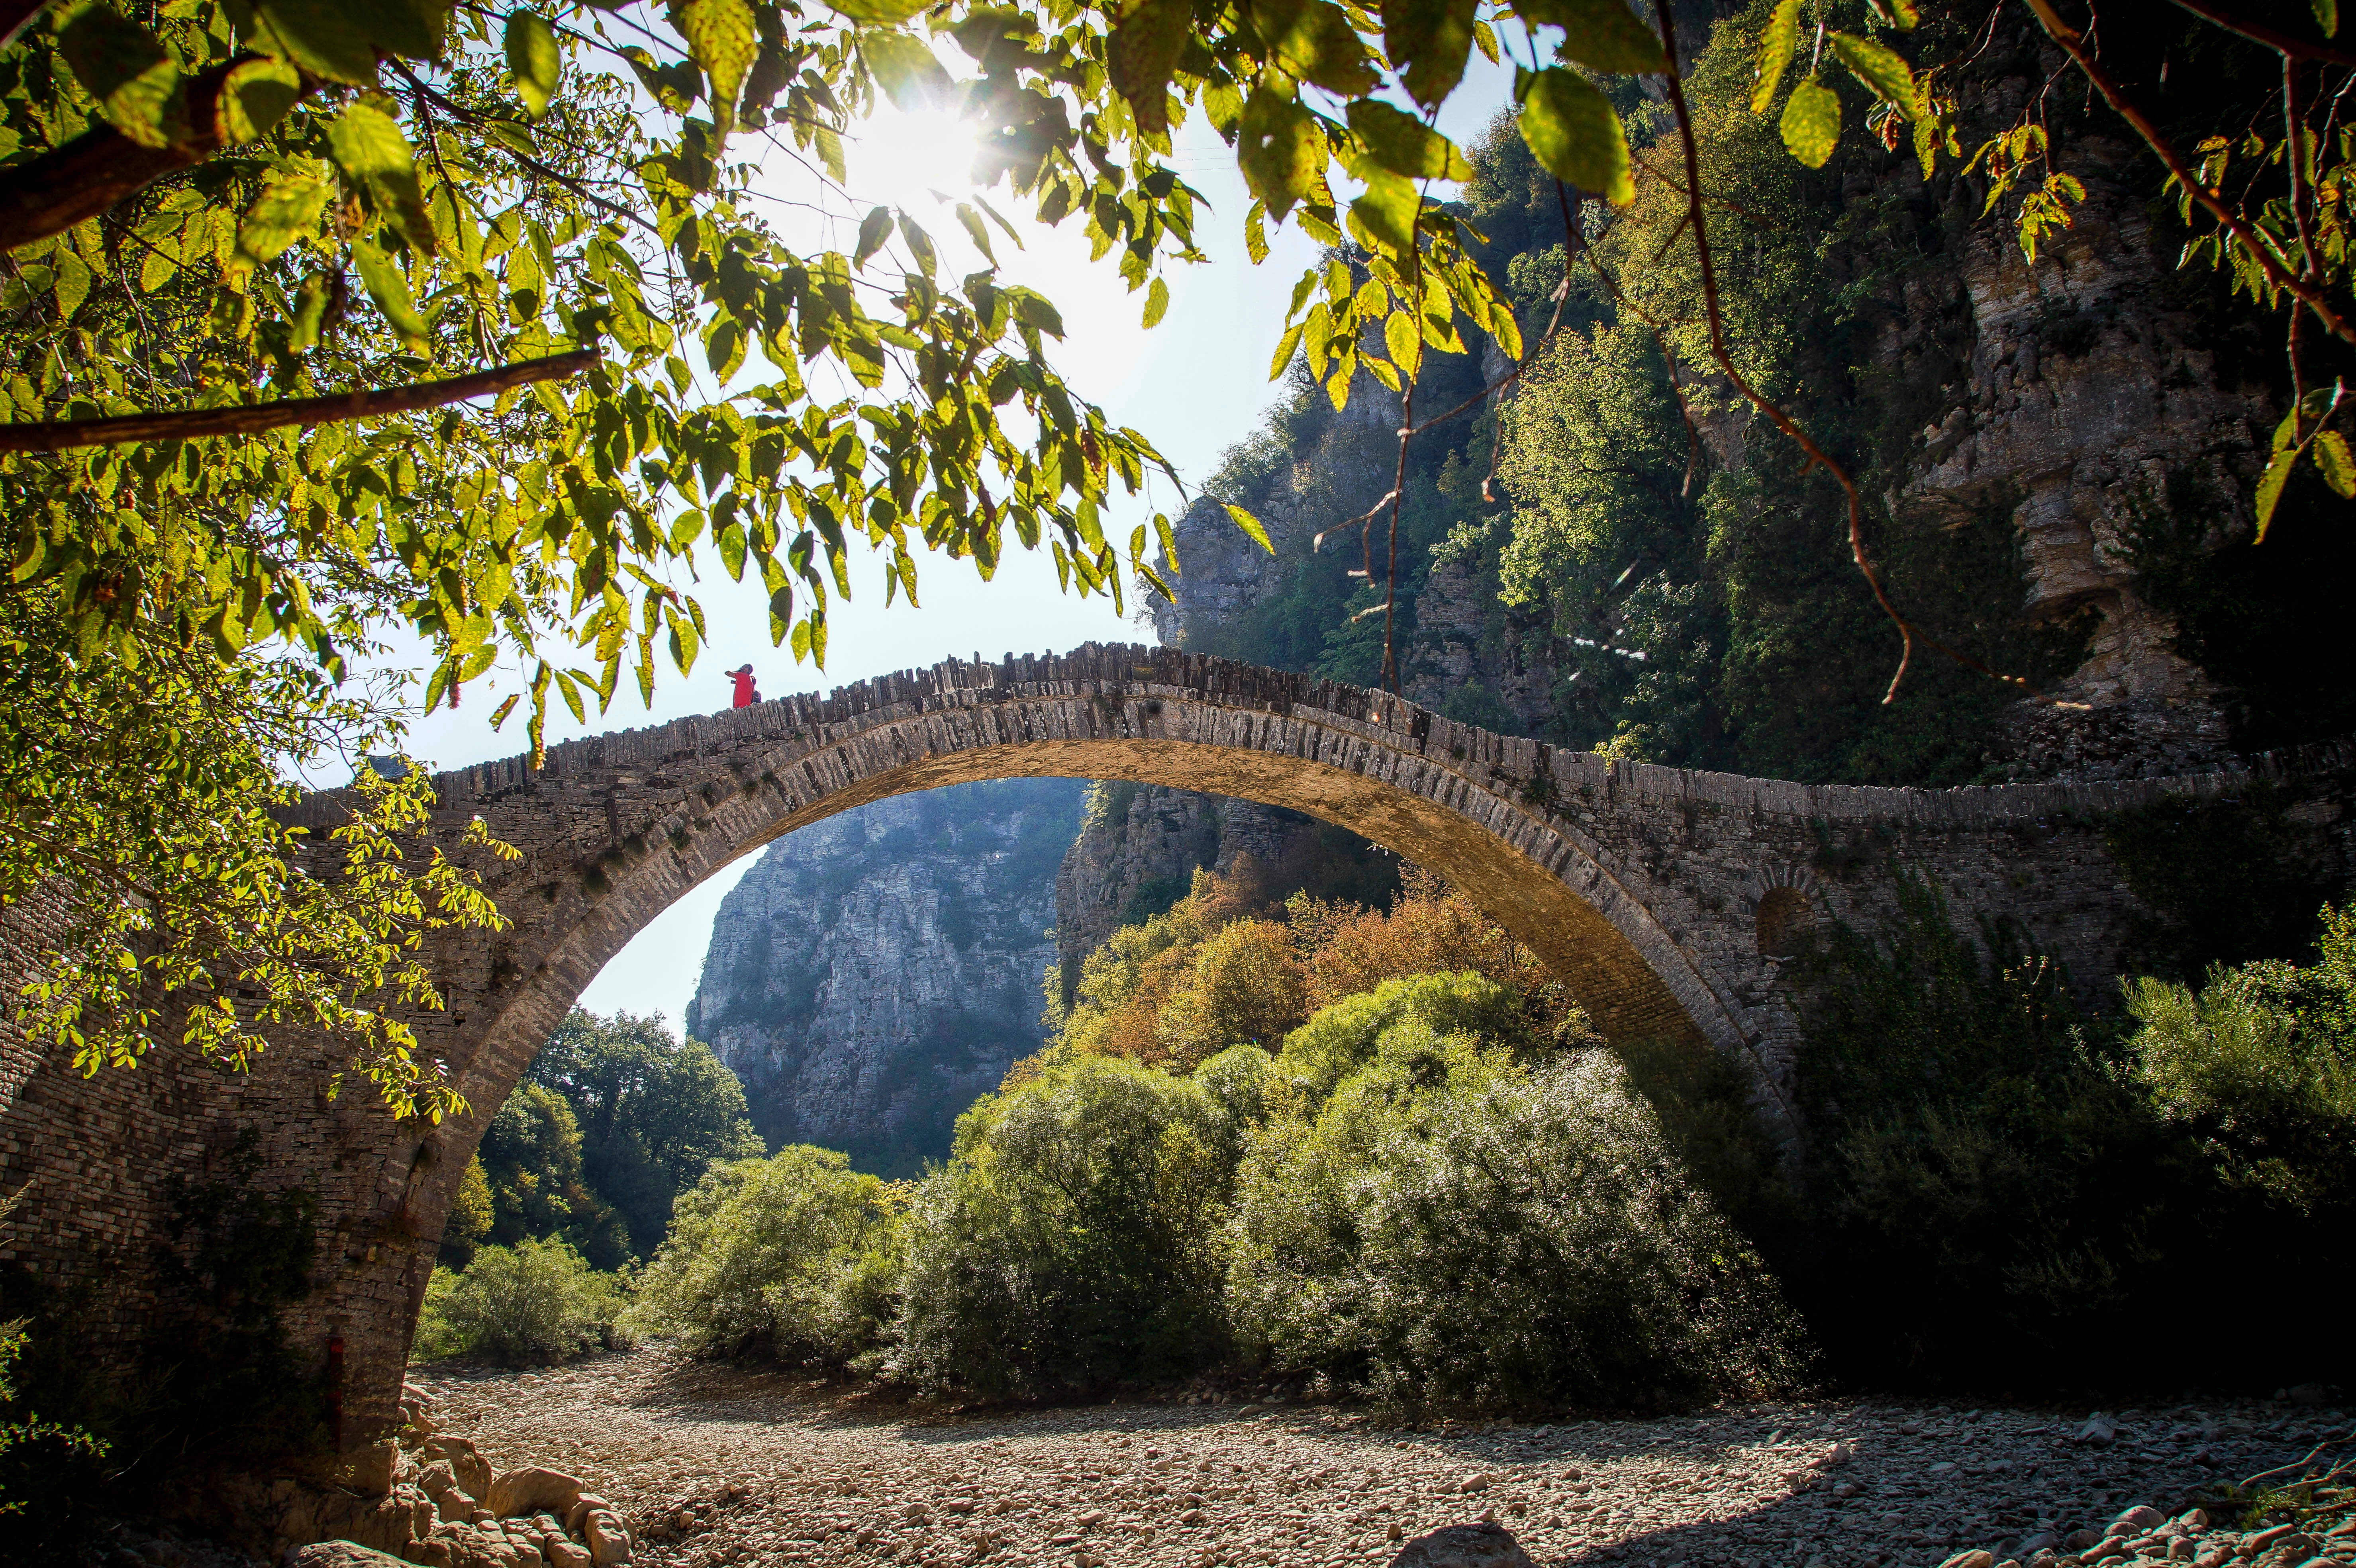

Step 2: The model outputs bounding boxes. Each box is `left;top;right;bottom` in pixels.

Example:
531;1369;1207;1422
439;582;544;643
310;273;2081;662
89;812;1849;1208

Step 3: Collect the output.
391;54;1523;1036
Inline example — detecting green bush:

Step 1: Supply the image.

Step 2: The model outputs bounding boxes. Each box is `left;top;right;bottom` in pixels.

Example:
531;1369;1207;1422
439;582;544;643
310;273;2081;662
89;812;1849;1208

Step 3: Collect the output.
628;1146;902;1368
1273;971;1527;1104
414;1239;630;1367
894;1053;1233;1397
1791;883;2356;1393
1231;1031;1803;1414
2125;904;2356;1214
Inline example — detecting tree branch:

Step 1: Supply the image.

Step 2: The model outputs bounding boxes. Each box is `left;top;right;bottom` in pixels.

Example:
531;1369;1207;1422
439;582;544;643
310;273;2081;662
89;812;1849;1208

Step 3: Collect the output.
0;57;312;256
2166;0;2356;67
0;349;600;453
2027;0;2356;345
0;0;58;54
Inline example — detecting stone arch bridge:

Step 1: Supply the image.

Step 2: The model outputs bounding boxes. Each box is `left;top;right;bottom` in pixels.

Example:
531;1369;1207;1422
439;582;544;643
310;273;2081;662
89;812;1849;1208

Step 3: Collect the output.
1;643;2340;1452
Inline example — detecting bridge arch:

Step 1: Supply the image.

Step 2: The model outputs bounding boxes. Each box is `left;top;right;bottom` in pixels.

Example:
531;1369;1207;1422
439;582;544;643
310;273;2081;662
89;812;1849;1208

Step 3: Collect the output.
428;644;1758;1152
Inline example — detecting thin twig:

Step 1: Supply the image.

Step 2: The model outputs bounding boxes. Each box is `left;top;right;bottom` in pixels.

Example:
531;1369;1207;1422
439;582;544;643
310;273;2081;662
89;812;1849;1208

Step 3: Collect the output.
1650;0;2054;705
0;349;598;453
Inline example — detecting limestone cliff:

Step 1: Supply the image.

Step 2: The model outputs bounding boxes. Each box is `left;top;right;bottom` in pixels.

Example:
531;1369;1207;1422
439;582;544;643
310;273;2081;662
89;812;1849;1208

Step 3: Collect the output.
686;778;1084;1175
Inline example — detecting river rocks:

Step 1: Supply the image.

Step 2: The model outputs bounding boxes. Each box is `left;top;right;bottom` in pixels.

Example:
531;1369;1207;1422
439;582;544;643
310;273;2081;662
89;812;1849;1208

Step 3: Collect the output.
288;1545;414;1568
1387;1523;1536;1568
404;1350;2356;1568
487;1470;584;1520
423;1438;495;1504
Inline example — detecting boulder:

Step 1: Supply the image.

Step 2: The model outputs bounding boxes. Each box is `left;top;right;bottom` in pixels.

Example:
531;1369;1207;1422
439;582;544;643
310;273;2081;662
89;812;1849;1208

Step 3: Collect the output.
486;1468;584;1520
545;1544;590;1568
418;1464;471;1527
423;1439;494;1505
1937;1553;1995;1568
580;1509;632;1568
563;1497;613;1537
402;1541;457;1568
1387;1524;1537;1568
286;1545;412;1568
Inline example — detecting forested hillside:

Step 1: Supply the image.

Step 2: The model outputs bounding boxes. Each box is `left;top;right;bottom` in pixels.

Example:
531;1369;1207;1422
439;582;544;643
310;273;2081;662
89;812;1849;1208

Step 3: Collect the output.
1155;1;2356;788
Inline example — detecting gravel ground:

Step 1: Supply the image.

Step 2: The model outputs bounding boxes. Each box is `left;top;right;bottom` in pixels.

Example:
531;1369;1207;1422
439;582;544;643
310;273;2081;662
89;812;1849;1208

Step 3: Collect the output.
408;1349;2351;1568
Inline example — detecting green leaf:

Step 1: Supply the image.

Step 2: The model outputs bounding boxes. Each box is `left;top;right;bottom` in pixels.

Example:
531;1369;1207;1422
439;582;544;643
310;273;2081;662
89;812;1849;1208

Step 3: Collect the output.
1751;0;1801;113
1348;169;1419;255
1779;78;1841;168
1347;99;1471;181
1224;502;1275;554
1829;31;1915;115
2317;0;2340;37
2314;429;2356;498
57;2;186;150
327;102;436;253
1239;88;1319;222
1514;0;1664;75
1142;275;1170;328
1244;0;1378;95
855;205;893;266
1384;305;1421;377
954;202;996;264
504;10;560;119
833;0;929;20
671;0;757;134
1379;0;1478;109
1107;0;1193;137
2255;446;2297;540
217;57;302;143
864;30;949;112
351;238;431;346
1866;0;1919;24
234;161;331;272
248;0;439;84
53;252;92;319
1517;66;1632;205
1268;320;1304;380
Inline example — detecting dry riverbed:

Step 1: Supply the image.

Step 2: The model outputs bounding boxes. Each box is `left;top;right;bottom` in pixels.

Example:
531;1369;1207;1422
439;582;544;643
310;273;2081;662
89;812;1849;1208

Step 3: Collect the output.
408;1349;2351;1568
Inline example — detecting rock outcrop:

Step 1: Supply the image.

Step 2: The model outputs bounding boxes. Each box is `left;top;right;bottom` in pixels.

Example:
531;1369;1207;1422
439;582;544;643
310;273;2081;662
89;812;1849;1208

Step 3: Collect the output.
686;777;1084;1175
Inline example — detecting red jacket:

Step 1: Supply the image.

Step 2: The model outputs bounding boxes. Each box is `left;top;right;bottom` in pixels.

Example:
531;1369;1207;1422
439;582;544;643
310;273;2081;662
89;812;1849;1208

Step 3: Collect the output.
731;669;758;708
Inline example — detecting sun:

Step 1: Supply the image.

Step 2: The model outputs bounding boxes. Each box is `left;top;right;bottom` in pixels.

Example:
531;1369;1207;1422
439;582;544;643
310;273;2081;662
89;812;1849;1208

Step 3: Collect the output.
840;101;987;221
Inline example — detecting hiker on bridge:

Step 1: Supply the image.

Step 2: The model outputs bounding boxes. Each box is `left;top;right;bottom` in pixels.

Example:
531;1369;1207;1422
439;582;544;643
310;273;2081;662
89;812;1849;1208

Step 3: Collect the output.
728;664;761;708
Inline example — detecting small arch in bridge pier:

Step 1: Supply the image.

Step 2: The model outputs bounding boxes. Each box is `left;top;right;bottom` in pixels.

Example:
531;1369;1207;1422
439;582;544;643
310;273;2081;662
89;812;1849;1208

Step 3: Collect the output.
1755;887;1814;957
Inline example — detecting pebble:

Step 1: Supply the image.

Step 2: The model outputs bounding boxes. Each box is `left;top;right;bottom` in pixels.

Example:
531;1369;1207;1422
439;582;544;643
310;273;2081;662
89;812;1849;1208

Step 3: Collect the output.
407;1349;2352;1568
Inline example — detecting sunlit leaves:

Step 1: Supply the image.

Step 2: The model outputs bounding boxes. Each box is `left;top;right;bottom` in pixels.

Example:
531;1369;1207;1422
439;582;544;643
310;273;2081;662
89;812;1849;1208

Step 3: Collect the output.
1347;100;1471;181
326;101;435;253
1240;88;1320;221
863;28;949;111
1751;0;1802;114
1828;32;1915;116
55;2;186;149
1243;0;1378;94
1515;0;1664;75
218;57;303;142
231;160;332;274
1225;503;1275;554
670;0;757;136
1107;0;1194;136
1780;79;1841;168
1517;65;1633;204
1380;0;1478;109
504;10;561;119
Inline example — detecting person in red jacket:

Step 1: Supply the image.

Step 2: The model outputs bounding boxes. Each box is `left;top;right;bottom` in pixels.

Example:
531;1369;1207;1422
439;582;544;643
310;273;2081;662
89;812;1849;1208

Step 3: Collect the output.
728;665;760;708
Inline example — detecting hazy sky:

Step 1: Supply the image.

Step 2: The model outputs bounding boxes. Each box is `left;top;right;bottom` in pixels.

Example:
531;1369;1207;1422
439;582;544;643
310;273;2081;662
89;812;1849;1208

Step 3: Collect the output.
392;57;1523;1035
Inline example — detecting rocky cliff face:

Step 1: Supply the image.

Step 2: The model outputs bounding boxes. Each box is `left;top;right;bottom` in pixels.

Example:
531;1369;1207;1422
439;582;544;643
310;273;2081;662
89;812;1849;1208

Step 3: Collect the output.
687;778;1084;1175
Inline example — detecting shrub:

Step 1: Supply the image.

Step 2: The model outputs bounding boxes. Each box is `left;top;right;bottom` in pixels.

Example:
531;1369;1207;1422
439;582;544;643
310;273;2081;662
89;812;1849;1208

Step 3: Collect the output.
894;1054;1232;1397
2124;903;2355;1216
1274;971;1528;1104
1154;920;1307;1068
1231;1040;1803;1413
414;1239;629;1367
629;1146;903;1368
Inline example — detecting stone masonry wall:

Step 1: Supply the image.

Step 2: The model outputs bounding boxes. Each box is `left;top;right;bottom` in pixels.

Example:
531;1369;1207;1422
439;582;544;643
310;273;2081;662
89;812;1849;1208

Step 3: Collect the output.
2;643;2349;1464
